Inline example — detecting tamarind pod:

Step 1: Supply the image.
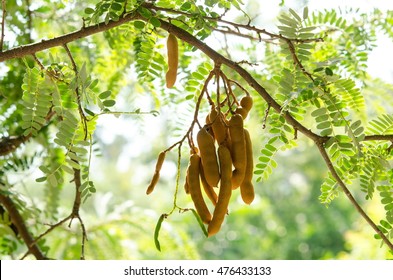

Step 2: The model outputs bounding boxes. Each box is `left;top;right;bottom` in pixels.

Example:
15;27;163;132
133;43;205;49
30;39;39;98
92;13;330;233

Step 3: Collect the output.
199;161;218;206
184;179;190;194
208;145;232;237
240;129;255;204
165;34;178;88
209;108;228;144
155;151;166;172
228;114;246;189
197;127;220;188
240;95;253;112
146;151;167;194
235;106;248;119
188;154;212;224
146;171;160;195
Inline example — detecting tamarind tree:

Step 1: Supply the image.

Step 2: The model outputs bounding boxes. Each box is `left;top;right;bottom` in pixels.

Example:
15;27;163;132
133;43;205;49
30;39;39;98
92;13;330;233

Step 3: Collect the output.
1;0;393;259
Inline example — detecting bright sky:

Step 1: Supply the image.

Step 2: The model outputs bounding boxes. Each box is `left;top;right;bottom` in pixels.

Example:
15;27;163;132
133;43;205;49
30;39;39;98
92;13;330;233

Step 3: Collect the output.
307;0;393;82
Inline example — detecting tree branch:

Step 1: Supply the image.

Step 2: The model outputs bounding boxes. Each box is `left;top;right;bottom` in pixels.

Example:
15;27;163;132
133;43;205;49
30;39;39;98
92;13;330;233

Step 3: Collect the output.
0;12;143;62
364;135;393;142
157;19;323;143
0;136;28;156
0;192;47;259
0;110;56;157
315;141;393;251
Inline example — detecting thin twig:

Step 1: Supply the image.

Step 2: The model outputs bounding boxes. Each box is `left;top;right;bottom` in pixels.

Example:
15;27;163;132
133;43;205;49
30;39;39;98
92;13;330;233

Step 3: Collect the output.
145;3;324;44
63;43;88;140
21;215;71;259
25;0;33;43
0;192;47;259
0;0;6;52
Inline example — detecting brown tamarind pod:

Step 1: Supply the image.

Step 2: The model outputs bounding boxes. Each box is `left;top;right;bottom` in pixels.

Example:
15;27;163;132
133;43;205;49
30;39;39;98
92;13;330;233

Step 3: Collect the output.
240;95;253;112
146;172;160;195
146;151;166;194
155;151;166;172
208;145;232;237
199;161;218;206
228;114;246;189
165;34;178;88
240;129;255;204
197;126;220;188
209;108;228;144
188;153;212;224
235;106;248;119
184;179;190;194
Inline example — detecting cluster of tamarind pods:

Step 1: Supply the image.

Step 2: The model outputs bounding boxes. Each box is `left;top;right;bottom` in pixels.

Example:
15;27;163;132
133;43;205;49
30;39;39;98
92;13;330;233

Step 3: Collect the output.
185;95;254;236
146;33;255;237
146;95;254;237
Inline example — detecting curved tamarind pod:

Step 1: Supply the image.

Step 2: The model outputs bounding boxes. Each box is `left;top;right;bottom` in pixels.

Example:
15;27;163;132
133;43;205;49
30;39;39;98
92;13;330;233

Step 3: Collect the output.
165;34;178;88
146;172;160;195
197;126;220;188
199;161;218;206
209;108;228;144
235;106;248;119
240;129;255;204
146;151;166;194
188;154;212;224
208;145;232;237
228;114;246;189
240;95;253;112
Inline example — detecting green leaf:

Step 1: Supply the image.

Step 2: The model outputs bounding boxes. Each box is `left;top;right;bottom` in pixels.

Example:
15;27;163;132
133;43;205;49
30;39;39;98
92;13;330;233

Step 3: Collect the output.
99;90;111;99
303;6;309;20
103;100;116;107
154;214;166;251
61;165;75;175
111;2;123;11
181;2;192;10
84;7;95;14
138;7;152;19
35;176;47;183
325;67;333;76
134;21;145;29
289;8;302;23
48;174;57;187
84;108;95;116
150;17;161;28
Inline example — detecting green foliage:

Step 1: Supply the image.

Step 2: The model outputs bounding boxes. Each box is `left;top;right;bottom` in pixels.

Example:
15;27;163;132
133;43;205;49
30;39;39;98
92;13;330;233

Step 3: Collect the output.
377;185;393;224
307;8;375;78
367;114;393;135
21;66;51;137
133;34;166;84
85;0;127;24
319;173;339;205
